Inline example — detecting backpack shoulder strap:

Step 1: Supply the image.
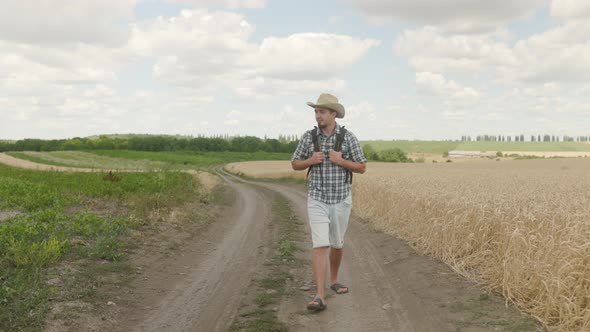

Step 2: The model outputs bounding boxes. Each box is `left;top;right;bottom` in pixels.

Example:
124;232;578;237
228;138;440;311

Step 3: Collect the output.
334;126;347;152
334;126;353;184
310;126;320;152
307;127;320;180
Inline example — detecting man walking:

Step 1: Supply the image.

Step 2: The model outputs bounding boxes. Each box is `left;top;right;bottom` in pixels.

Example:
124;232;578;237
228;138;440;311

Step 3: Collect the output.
291;93;367;312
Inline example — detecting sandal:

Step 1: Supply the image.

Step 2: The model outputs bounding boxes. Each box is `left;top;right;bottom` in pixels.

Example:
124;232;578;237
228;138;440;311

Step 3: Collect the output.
306;297;327;312
330;283;349;294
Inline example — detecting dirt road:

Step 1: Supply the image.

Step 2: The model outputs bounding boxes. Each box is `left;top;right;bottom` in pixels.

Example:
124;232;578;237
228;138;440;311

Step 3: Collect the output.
0;154;537;331
117;171;275;331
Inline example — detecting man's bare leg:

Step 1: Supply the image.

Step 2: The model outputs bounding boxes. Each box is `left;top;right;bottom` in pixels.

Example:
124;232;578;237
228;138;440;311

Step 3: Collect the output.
310;246;328;304
329;248;348;293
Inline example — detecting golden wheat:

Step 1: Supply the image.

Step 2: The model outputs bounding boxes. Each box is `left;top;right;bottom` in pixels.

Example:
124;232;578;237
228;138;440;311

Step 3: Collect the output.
353;159;590;331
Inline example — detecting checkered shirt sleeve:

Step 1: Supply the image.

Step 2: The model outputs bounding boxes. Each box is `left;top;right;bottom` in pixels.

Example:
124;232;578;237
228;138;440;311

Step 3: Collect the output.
291;131;312;162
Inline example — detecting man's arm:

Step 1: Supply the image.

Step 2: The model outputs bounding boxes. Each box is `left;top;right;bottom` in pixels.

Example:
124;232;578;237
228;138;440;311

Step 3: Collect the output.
328;150;366;174
292;152;324;170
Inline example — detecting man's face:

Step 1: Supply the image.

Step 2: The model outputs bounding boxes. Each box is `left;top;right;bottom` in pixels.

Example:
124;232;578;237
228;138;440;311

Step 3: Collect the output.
315;108;336;128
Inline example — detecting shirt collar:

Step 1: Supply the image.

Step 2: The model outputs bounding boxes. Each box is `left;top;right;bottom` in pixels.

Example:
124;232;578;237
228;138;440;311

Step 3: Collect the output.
318;123;341;138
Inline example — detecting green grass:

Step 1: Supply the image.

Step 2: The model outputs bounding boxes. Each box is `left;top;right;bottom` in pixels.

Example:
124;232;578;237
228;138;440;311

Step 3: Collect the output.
0;163;201;331
6;150;292;170
232;308;288;332
362;140;590;154
90;150;292;166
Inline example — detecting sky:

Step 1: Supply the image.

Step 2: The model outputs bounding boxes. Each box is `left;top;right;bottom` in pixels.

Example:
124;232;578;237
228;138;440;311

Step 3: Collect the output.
1;0;589;141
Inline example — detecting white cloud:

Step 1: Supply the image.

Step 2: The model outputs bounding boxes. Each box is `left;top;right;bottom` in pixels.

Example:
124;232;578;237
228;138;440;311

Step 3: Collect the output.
130;9;254;57
395;23;590;85
130;9;379;98
342;101;377;122
231;104;314;137
232;78;346;100
338;102;395;140
346;0;546;33
0;40;132;99
224;110;242;126
415;72;481;108
0;0;137;46
0;1;137;122
395;27;515;73
247;33;380;80
551;0;590;20
0;6;379;139
508;21;590;83
167;0;267;9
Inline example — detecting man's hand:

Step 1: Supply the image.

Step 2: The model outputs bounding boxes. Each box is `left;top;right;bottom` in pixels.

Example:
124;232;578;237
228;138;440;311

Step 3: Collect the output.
309;151;325;165
328;150;344;166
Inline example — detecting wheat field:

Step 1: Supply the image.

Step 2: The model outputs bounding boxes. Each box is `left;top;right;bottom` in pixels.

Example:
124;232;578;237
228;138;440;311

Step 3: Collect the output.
227;158;590;331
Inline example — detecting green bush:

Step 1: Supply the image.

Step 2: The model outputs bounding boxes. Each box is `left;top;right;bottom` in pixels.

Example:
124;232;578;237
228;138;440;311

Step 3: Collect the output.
379;148;409;162
362;144;380;161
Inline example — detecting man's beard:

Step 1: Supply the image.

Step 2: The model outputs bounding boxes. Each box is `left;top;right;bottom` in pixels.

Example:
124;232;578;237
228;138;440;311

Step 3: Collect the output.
317;122;327;129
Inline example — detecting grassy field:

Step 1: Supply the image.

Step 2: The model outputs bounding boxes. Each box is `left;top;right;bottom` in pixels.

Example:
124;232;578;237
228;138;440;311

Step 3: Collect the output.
6;150;292;170
362;140;590;154
0;164;203;331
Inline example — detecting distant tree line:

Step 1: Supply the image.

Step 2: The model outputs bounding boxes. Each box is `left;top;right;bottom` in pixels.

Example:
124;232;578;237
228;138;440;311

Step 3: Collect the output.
0;135;299;153
461;135;590;142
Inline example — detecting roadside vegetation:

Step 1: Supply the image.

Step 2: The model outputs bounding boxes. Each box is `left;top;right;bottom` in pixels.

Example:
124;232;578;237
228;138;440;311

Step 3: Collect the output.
0;164;202;331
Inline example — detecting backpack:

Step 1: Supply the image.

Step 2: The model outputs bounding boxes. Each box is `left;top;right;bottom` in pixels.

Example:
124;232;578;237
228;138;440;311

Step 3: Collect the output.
306;126;353;184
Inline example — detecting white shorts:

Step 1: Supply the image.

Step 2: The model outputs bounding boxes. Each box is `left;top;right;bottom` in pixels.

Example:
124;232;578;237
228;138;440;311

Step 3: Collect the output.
307;194;352;249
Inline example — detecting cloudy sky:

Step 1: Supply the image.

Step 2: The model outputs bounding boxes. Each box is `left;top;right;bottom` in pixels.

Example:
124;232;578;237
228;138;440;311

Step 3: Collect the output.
1;0;589;140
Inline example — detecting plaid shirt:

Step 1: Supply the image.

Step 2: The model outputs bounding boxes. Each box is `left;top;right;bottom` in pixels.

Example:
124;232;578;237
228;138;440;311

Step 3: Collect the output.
291;124;367;204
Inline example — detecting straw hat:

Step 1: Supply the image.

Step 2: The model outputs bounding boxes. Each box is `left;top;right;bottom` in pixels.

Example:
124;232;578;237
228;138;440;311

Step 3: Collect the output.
306;93;345;118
